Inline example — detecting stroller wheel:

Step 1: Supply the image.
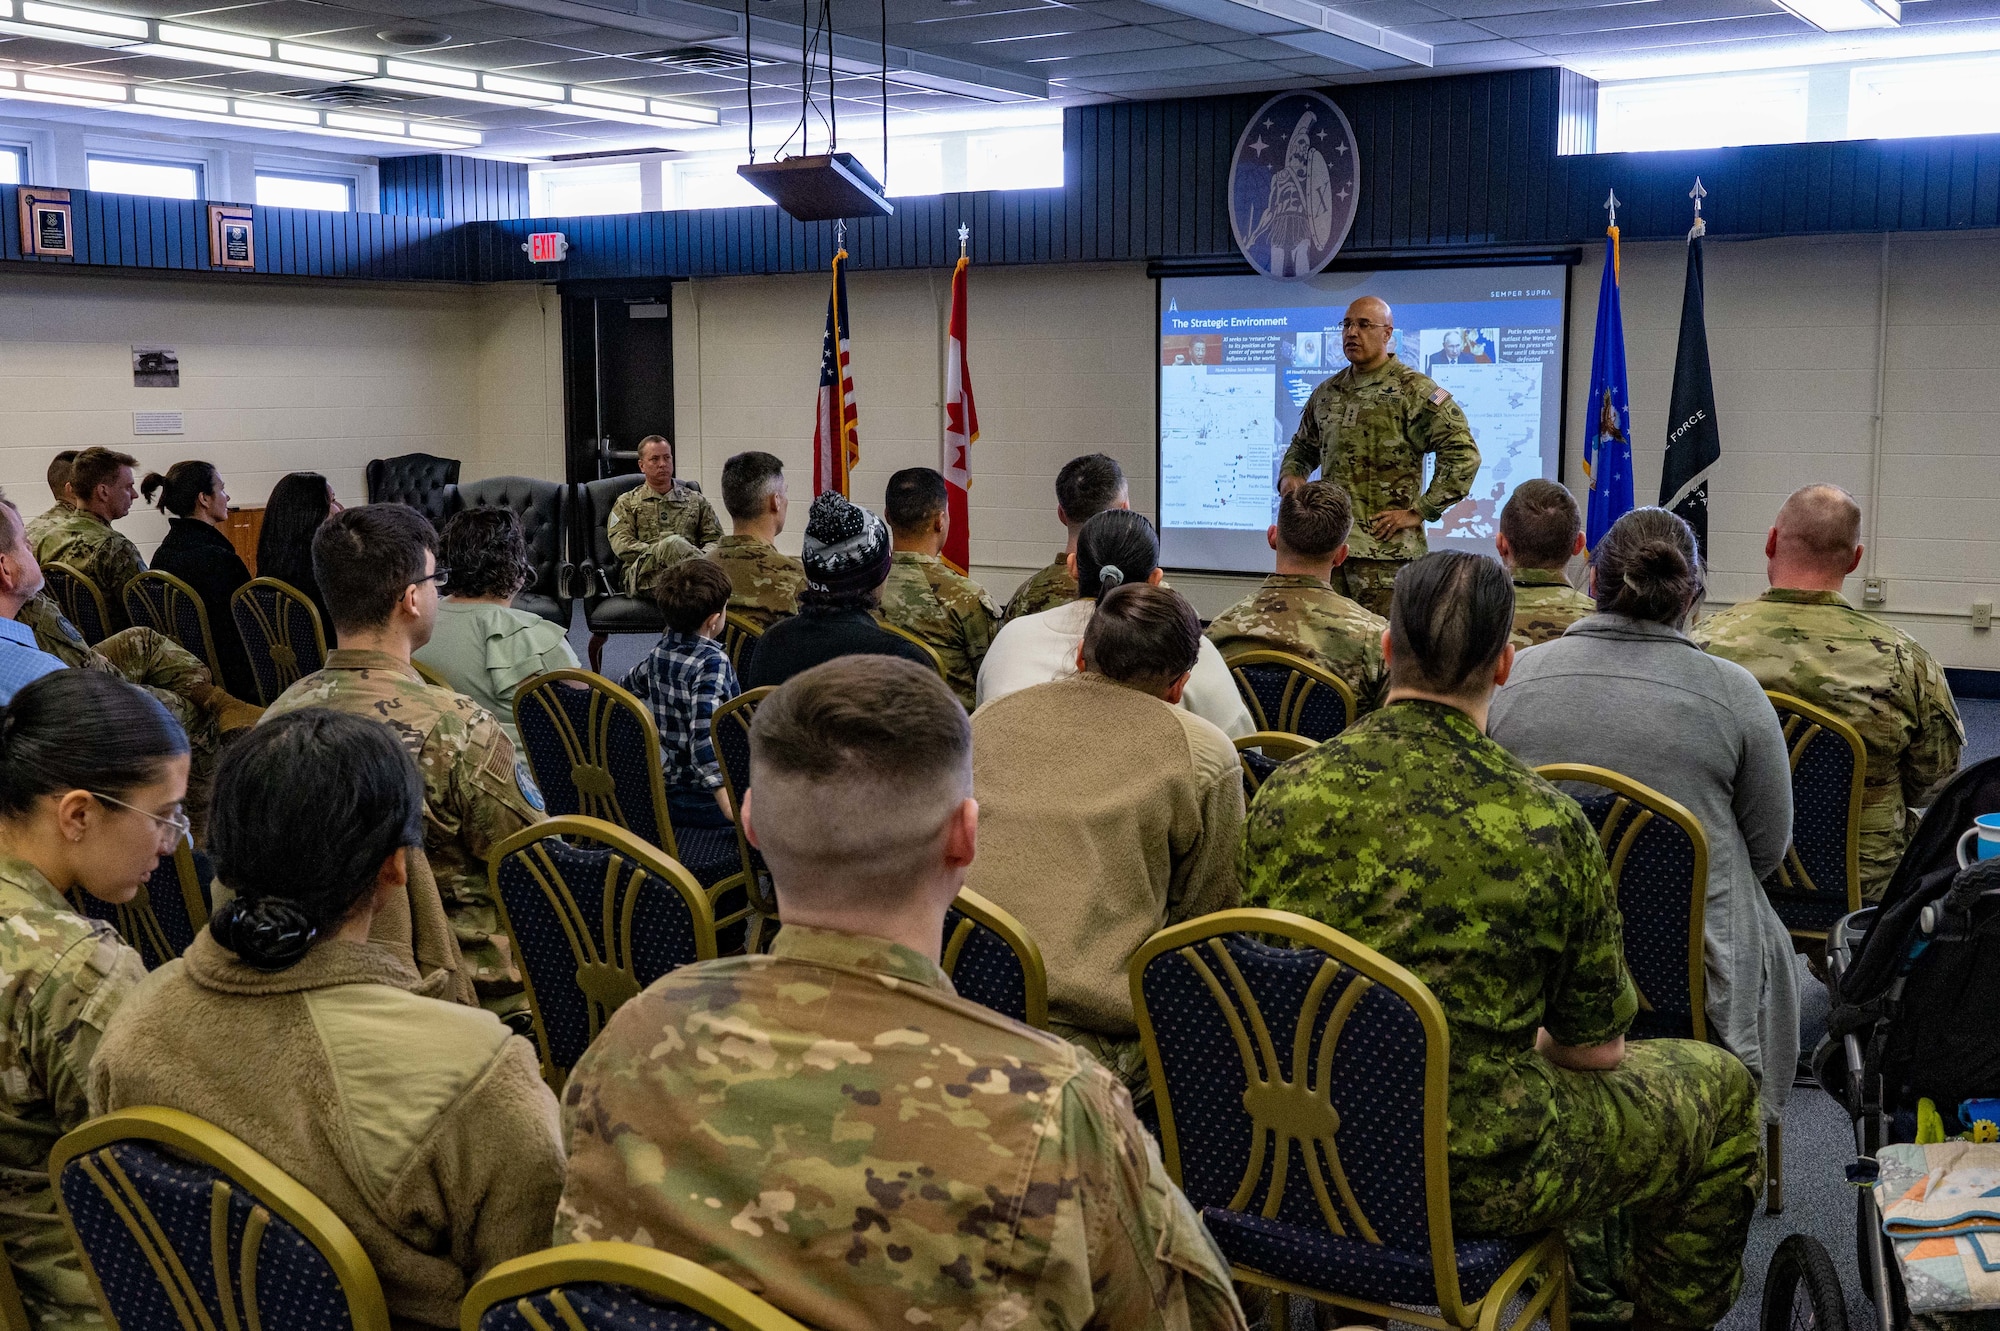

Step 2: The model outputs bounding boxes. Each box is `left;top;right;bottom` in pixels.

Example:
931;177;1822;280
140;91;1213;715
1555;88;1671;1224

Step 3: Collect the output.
1763;1234;1848;1331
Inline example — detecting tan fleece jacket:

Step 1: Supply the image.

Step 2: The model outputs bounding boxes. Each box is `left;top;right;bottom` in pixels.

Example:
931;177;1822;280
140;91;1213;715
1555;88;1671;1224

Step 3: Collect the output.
968;672;1245;1038
87;933;563;1330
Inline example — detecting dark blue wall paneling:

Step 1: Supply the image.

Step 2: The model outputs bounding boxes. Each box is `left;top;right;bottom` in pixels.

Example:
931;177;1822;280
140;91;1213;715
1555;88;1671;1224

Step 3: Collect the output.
380;154;530;222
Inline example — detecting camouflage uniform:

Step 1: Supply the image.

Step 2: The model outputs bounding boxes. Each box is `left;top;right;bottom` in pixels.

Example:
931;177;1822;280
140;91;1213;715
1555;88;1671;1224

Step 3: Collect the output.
554;923;1247;1331
0;855;144;1331
1693;588;1965;900
607;484;724;598
21;505;70;559
879;552;1001;710
1280;356;1480;618
32;508;145;634
1003;554;1076;624
1511;568;1596;649
263;649;545;1015
1205;572;1388;714
1240;700;1764;1327
702;534;805;630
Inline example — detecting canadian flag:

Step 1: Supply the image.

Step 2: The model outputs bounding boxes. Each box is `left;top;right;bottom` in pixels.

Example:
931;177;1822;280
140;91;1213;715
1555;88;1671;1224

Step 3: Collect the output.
941;252;977;574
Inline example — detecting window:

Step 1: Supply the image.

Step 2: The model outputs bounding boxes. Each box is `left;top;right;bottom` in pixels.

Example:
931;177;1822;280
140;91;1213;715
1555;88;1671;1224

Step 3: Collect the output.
1596;73;1810;153
256;171;353;211
1851;57;2000;139
87;155;203;200
671;161;770;211
0;146;23;186
966;124;1062;191
530;163;642;216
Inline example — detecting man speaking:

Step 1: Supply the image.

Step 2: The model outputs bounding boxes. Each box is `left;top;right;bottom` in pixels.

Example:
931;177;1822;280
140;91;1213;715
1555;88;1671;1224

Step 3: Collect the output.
1279;297;1480;616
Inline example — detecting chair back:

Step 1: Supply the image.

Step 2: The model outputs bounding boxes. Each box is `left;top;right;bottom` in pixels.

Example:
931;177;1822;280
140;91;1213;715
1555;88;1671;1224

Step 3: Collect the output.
412;659;454;691
1535;764;1708;1042
124;570;223;679
364;453;460;526
67;845;211;971
444;477;571;627
1131;909;1472;1318
44;562;111;647
514;670;678;858
720;612;763;674
52;1107;392;1331
941;889;1048;1028
1765;691;1866;935
1235;732;1316;798
462;1242;810;1331
877;620;948;680
489;816;715;1087
577;475;646;604
229;578;327;704
710;687;774;917
1225;650;1356;742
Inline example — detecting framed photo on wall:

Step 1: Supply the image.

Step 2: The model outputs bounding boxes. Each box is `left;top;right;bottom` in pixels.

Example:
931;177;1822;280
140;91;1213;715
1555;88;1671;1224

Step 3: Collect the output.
19;188;73;259
207;204;254;270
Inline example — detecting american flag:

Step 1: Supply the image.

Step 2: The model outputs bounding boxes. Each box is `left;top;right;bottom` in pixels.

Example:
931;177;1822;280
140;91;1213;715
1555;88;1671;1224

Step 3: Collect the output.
940;249;977;574
812;248;859;497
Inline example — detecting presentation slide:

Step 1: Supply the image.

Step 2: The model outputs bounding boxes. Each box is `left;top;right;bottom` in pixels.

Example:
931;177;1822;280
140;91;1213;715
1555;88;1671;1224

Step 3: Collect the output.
1158;264;1569;573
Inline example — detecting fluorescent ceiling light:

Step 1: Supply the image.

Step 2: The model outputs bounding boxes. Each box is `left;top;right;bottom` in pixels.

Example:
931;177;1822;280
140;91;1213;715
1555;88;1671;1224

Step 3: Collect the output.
385;58;474;87
0;18;134;45
650;98;719;124
570;86;646;113
20;1;144;37
408;122;480;144
24;70;126;98
157;23;269;56
0;71;14;86
232;98;316;124
129;44;370;82
1773;0;1897;29
134;85;228;112
483;72;562;100
325;110;403;134
277;42;377;74
358;76;539;106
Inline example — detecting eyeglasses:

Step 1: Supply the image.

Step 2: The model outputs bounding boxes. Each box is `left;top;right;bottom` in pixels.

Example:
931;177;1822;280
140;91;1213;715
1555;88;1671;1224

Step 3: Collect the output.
413;567;451;590
1337;319;1391;332
88;791;192;848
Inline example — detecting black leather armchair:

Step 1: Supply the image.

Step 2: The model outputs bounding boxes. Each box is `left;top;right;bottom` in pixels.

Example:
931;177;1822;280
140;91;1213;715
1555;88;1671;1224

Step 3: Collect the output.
365;453;460;527
442;476;571;627
576;474;662;672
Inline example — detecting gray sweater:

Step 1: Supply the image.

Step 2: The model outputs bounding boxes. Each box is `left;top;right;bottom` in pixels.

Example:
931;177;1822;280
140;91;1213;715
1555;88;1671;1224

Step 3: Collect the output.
1488;614;1799;1122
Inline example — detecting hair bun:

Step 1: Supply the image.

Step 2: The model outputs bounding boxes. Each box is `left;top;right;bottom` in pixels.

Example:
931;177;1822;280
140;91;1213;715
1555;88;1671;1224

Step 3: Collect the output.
1098;564;1125;590
1625;540;1688;588
210;897;317;971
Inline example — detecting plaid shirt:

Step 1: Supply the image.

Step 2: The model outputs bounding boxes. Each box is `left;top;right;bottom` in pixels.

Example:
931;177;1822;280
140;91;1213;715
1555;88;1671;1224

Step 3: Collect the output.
624;629;739;793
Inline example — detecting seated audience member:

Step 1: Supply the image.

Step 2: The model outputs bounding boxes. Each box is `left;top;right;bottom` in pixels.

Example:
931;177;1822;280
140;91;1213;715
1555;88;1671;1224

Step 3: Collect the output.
978;510;1255;738
263;504;546;1015
969;582;1241;1091
703;450;805;632
554;658;1248;1331
1693;484;1963;900
1489;507;1798;1128
0;671;187;1330
0;496;70;703
91;709;565;1331
880;466;1000;710
1498;478;1595;648
1205;479;1387;710
23;451;77;552
1242;551;1762;1331
414;507;579;747
255;471;342;642
143;460;258;700
34;447;144;631
1003;453;1130;623
608;435;723;599
741;493;933;688
624;559;739;830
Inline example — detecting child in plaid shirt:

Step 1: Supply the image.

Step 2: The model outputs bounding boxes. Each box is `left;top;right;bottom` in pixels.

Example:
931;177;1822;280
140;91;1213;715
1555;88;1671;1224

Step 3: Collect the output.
624;558;740;829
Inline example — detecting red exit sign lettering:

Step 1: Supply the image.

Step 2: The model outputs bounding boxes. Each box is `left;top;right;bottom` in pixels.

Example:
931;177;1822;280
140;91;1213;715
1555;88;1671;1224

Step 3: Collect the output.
526;232;569;263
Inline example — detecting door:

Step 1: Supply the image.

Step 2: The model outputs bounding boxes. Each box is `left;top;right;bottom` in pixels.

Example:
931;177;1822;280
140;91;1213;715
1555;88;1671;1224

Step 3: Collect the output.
559;280;677;483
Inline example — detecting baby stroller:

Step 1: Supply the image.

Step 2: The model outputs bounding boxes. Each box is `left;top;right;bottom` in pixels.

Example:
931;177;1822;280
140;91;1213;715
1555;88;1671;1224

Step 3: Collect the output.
1764;756;2000;1331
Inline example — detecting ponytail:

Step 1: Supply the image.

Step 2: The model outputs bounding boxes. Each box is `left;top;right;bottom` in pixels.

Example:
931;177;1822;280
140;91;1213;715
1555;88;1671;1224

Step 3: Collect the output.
140;461;221;518
1075;509;1160;601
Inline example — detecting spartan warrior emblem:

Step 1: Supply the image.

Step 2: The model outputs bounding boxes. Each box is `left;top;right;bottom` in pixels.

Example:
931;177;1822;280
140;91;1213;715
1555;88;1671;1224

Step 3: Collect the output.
1247;111;1335;278
1229;91;1359;282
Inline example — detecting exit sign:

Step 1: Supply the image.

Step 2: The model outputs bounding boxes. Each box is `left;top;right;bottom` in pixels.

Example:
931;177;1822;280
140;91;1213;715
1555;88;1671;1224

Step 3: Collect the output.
525;232;569;263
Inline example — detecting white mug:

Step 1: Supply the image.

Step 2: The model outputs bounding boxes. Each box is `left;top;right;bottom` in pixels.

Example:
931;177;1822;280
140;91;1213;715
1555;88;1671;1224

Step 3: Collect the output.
1957;813;2000;869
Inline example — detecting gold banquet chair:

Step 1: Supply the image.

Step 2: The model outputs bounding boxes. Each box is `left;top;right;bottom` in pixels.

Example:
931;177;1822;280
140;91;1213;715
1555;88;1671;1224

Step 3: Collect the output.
1235;731;1316;799
1225;649;1357;742
43;562;112;647
462;1242;810;1331
720;612;764;674
66;842;211;972
124;570;224;681
1763;692;1866;949
51;1107;392;1331
877;620;949;680
229;577;328;705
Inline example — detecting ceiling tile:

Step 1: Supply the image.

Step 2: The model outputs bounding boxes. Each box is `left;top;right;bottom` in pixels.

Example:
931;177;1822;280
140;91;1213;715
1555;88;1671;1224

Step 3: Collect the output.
1474;0;1778;38
1525;10;1799;49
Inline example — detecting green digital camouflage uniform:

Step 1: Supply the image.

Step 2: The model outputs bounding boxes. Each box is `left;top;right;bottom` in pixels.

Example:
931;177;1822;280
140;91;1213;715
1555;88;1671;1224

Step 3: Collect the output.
1240;700;1764;1327
1280;356;1481;618
879;551;1001;710
1205;572;1389;715
21;505;70;560
608;483;724;598
1693;588;1965;901
702;534;805;631
32;508;145;634
1003;553;1076;624
1511;568;1597;650
0;855;145;1331
262;649;545;1015
554;923;1248;1331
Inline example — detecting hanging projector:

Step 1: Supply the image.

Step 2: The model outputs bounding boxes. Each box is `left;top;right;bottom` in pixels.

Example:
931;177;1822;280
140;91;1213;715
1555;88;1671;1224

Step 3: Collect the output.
738;153;892;221
731;0;897;222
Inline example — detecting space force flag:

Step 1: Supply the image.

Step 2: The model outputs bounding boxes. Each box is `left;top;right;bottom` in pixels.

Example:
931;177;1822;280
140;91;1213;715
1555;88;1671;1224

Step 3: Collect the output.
941;249;977;575
1582;206;1633;549
1661;183;1721;555
812;248;860;498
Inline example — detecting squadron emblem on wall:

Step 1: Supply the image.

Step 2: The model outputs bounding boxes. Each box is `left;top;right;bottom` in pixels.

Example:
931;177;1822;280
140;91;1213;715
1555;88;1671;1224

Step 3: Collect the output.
1229;90;1360;281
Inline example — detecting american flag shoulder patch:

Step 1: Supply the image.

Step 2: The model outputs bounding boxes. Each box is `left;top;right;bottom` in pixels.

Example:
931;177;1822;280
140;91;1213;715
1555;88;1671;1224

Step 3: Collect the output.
1429;387;1451;406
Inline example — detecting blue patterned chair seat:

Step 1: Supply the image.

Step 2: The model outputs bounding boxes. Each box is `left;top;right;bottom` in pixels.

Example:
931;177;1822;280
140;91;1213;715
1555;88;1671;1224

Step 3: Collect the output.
672;826;742;889
1228;655;1353;742
479;1283;721;1331
941;901;1036;1026
1202;1207;1533;1307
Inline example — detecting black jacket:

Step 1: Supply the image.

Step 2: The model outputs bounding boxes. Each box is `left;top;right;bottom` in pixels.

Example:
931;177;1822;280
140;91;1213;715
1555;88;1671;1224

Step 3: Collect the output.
741;609;933;690
149;517;256;700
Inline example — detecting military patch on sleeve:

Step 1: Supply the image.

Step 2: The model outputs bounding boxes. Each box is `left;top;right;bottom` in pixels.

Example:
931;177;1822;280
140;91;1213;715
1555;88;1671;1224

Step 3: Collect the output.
1429;387;1452;406
515;758;546;813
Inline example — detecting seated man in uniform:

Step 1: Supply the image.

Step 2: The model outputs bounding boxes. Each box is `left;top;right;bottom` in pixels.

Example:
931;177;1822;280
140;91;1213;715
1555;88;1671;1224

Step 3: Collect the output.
607;435;723;599
262;504;546;1017
35;447;145;631
1003;452;1129;623
879;466;999;711
703;450;804;631
1694;484;1963;900
0;496;72;703
23;450;77;552
554;657;1248;1331
1241;551;1762;1331
1206;479;1387;712
1497;478;1594;649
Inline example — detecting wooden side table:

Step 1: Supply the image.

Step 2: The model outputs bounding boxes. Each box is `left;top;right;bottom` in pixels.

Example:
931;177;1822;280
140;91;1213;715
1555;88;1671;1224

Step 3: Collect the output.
222;505;265;575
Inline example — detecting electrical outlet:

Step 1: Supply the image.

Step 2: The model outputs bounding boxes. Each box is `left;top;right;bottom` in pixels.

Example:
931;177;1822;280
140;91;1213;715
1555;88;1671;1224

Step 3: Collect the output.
1975;601;1994;631
1864;577;1887;606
